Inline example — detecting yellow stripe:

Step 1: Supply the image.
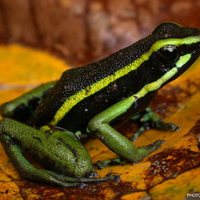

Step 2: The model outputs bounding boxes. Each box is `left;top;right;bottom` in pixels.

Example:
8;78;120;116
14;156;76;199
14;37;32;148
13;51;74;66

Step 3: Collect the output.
133;68;178;100
50;36;200;126
132;54;192;100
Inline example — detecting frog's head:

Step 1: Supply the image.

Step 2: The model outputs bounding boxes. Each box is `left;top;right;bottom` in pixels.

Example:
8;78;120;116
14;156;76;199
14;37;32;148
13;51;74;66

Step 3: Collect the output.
147;22;200;88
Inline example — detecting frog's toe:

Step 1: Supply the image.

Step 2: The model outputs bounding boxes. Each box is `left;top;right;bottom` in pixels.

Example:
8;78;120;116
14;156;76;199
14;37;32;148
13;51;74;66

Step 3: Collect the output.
155;120;179;131
137;139;165;160
166;122;179;131
145;139;165;150
112;175;120;182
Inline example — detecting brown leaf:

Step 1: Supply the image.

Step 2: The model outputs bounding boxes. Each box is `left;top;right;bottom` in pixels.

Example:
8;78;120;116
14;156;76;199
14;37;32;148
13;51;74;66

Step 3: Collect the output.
0;0;200;65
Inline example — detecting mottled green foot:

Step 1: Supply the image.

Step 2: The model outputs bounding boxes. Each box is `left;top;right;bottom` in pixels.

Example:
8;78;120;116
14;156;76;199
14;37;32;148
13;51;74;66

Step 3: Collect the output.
131;108;179;141
95;140;164;168
137;139;165;156
95;157;127;168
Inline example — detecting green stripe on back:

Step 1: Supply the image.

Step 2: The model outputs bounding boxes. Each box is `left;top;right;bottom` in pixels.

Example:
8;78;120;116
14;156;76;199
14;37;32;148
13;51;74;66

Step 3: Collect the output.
49;36;200;126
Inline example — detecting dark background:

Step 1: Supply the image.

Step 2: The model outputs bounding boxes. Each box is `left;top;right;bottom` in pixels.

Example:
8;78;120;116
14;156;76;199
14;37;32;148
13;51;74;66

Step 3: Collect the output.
0;0;200;66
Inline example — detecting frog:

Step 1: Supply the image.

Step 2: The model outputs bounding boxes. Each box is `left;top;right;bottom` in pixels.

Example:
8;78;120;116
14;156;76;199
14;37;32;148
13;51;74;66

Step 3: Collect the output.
0;22;200;187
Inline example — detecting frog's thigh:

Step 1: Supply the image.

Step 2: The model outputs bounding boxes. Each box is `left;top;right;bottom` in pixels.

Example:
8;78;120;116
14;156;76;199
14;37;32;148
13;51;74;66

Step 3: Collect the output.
0;118;93;177
51;130;93;176
0;118;84;186
0;118;118;186
88;97;164;162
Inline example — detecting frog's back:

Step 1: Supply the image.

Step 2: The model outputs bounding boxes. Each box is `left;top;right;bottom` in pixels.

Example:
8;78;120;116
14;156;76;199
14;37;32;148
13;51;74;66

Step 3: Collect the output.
27;22;199;132
27;43;154;131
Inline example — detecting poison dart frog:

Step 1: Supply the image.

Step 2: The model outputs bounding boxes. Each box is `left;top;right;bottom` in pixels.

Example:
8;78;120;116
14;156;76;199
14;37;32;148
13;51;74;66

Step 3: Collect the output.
0;22;200;187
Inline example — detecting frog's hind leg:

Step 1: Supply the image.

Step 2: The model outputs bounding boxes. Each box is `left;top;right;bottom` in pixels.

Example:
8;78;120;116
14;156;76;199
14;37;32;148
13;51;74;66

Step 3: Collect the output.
0;118;117;187
130;108;179;141
0;81;56;122
0;133;116;187
0;133;82;187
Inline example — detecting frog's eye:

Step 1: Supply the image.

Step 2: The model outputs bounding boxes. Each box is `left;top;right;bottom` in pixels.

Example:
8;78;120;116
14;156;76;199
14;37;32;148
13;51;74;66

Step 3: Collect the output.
152;45;179;64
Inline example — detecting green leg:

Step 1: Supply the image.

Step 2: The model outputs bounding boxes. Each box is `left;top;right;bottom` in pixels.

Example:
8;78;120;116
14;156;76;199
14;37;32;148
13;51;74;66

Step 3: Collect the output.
88;97;164;166
0;134;82;187
131;108;179;141
95;157;127;169
0;81;56;120
0;118;117;187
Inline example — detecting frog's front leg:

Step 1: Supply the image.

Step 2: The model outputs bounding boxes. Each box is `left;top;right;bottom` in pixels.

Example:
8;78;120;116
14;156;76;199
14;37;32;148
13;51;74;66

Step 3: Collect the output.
0;118;117;187
88;96;164;165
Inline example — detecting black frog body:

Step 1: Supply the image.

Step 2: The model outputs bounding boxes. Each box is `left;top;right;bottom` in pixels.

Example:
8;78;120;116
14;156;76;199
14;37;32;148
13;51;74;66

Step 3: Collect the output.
27;22;200;133
0;22;200;187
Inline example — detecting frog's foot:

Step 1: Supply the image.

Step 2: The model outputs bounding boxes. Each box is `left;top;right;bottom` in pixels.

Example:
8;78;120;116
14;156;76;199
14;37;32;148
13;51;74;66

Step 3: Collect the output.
26;169;119;187
137;139;165;159
131;108;179;141
95;157;127;169
17;165;119;187
94;140;164;168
